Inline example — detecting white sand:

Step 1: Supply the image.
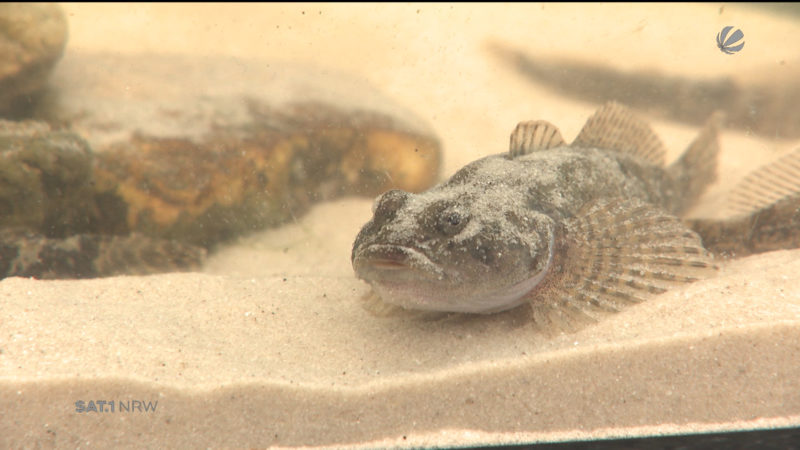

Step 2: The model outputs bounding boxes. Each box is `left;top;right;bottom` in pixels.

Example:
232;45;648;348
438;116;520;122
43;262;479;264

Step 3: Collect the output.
2;4;800;448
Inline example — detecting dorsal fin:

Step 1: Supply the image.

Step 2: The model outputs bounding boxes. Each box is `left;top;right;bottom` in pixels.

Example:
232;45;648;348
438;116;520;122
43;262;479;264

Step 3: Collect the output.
509;120;566;158
572;102;666;166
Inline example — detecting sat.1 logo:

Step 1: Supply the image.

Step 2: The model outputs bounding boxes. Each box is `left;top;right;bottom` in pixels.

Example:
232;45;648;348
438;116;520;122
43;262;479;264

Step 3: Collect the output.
716;26;744;55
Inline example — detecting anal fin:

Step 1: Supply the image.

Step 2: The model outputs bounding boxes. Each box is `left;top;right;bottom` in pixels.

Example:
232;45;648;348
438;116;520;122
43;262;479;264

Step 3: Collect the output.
532;199;716;335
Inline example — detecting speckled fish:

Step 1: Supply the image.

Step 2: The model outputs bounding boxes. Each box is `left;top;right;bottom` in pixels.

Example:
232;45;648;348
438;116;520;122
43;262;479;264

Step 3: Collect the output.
352;102;729;330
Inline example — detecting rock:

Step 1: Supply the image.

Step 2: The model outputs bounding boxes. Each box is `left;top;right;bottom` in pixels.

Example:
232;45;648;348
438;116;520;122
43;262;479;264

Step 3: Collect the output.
33;51;441;249
0;120;96;237
0;120;205;279
0;3;68;117
1;51;441;278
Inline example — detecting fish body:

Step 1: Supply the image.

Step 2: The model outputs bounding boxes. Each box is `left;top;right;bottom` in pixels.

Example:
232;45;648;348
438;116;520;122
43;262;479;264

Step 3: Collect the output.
352;103;723;326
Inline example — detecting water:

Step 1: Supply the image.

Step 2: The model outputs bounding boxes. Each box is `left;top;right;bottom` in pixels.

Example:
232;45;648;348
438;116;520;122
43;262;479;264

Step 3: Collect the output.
1;4;799;448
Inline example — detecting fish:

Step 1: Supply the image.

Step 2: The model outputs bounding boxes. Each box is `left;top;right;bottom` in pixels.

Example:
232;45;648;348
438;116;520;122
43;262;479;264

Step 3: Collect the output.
351;102;800;332
688;146;800;257
488;42;800;140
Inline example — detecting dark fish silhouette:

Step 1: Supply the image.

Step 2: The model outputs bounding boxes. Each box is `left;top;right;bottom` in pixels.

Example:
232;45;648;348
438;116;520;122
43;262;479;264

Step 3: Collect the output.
489;43;800;140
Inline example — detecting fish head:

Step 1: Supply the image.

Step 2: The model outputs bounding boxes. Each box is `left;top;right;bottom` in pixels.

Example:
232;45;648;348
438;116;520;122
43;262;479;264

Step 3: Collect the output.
352;184;555;314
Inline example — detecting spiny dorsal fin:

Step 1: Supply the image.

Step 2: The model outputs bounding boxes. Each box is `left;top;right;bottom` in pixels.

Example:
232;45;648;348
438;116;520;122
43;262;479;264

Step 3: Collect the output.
509;120;566;158
572;102;666;166
530;198;716;335
726;147;800;216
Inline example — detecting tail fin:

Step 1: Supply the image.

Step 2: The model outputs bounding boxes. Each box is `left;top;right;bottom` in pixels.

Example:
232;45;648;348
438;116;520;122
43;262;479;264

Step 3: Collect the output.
667;112;724;215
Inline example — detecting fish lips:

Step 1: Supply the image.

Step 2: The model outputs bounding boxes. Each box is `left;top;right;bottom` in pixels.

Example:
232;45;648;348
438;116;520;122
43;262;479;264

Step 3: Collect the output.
352;244;445;283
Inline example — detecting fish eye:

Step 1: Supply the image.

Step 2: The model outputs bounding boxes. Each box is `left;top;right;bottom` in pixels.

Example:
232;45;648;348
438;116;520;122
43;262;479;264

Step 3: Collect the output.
436;208;469;235
446;212;461;226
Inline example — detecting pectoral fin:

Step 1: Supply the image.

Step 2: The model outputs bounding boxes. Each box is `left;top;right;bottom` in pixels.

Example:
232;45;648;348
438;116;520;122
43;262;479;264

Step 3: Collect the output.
531;199;716;334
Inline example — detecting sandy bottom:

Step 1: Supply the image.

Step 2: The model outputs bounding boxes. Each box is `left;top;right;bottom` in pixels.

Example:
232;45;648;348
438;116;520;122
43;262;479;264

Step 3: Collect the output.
2;3;800;448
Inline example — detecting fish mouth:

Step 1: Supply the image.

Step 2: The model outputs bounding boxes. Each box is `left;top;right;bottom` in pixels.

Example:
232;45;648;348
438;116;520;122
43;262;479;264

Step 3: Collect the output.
353;244;445;283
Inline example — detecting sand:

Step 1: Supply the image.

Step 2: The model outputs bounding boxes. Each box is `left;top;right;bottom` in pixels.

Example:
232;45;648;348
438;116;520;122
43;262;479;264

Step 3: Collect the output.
2;3;800;448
